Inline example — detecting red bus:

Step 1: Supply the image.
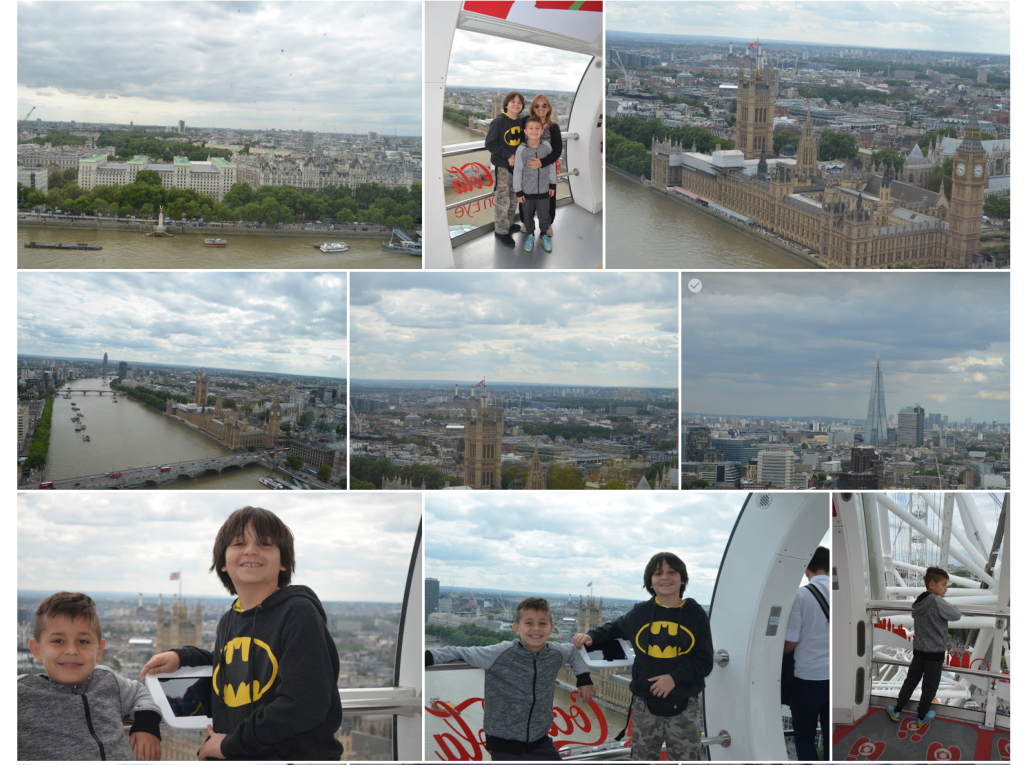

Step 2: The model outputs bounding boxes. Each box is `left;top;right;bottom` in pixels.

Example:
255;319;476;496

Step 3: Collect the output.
159;466;172;473
39;481;55;489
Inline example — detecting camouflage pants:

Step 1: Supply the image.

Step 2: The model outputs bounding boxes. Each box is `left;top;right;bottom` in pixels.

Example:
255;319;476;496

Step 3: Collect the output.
630;695;703;761
493;166;518;235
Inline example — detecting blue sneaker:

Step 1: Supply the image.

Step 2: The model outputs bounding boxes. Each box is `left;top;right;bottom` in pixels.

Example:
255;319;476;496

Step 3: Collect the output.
886;705;901;722
540;234;552;252
917;710;936;724
524;234;535;252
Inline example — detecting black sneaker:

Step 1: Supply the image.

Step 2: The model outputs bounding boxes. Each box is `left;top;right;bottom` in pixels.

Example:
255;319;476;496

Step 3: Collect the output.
495;232;515;247
508;223;522;233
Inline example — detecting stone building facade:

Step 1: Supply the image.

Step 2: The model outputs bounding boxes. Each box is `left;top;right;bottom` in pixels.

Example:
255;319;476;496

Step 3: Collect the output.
649;78;987;268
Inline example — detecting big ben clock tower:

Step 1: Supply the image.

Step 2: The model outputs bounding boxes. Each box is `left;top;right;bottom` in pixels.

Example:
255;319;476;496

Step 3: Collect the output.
946;113;987;268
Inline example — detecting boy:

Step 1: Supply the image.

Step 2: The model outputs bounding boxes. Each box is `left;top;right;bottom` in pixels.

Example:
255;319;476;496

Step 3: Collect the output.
19;592;162;761
425;597;595;761
513;116;557;253
485;91;525;247
141;506;342;760
572;553;713;761
887;566;962;725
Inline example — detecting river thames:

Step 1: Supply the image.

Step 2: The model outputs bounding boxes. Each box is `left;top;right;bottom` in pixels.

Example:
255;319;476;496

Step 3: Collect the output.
39;377;295;490
605;170;810;269
18;225;421;270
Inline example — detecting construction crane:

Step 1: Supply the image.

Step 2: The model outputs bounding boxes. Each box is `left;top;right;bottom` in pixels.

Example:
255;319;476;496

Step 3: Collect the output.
17;106;36;138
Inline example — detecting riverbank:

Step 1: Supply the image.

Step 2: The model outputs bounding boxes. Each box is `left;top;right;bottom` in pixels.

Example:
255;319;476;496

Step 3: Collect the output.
18;218;393;239
607;164;822;269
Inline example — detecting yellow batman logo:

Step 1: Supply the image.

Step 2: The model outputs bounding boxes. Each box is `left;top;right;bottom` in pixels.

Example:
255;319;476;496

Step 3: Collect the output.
504;125;521;147
212;637;279;707
634;621;696;658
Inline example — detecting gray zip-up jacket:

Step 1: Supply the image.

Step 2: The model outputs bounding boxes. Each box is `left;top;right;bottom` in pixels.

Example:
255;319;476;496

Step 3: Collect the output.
427;640;592;746
912;592;962;654
18;664;162;761
513;141;557;198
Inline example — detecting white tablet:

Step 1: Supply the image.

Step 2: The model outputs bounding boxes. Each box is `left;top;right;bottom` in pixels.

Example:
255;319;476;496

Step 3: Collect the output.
144;665;214;729
579;638;635;669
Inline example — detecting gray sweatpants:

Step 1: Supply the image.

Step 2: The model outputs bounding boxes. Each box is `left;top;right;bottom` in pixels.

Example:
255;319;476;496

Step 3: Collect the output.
521;196;551;237
494;167;517;235
630;694;703;761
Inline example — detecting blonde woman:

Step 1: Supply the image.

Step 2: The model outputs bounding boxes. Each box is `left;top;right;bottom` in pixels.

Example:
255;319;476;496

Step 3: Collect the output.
522;94;562;237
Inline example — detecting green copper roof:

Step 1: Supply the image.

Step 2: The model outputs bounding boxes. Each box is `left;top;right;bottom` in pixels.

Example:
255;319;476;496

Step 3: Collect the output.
174;156;190;166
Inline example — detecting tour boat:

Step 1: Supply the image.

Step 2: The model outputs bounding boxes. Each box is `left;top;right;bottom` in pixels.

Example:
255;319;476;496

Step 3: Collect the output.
319;240;349;253
204;238;228;247
382;228;422;256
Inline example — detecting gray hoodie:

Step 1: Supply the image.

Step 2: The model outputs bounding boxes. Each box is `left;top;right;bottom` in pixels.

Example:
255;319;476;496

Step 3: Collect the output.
912;591;962;654
513;141;557;197
18;664;162;761
427;640;592;746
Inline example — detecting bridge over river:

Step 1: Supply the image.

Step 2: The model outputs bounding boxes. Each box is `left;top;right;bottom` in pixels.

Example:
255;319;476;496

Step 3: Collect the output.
36;452;328;490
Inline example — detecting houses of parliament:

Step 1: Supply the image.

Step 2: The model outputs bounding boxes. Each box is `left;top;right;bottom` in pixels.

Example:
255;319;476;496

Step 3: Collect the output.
649;64;989;268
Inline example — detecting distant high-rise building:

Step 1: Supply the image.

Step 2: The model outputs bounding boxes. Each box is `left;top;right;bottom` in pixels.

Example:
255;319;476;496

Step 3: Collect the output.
178;120;185;134
864;356;888;446
977;67;988;84
117;360;127;382
898;404;925;446
425;577;439;622
102;352;108;375
757;450;794;488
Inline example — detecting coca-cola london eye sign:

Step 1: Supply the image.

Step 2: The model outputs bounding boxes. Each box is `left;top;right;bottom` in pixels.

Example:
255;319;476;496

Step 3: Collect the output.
447;160;562;220
426;689;623;761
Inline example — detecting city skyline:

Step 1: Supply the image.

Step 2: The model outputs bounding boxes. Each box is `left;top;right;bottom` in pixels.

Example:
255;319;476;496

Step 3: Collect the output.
17;493;421;601
17;272;347;376
607;1;1011;56
17;2;422;134
350;273;679;388
426;494;829;603
680;273;1009;422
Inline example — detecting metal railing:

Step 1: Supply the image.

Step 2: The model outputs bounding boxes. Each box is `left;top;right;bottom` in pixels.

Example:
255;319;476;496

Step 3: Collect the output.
867;601;1010;620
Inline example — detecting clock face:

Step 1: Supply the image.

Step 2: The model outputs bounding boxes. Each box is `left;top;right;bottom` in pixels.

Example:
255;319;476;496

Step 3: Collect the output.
974;164;985;178
956;162;967;177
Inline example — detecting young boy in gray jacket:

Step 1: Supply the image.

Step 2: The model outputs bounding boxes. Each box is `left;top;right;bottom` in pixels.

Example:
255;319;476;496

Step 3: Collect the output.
18;592;162;761
514;116;558;254
426;597;594;761
887;566;962;725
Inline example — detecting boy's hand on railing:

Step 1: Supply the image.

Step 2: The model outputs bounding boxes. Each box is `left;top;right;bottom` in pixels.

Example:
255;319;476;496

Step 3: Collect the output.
140;651;180;680
571;633;592;649
578;684;596;703
130;731;161;761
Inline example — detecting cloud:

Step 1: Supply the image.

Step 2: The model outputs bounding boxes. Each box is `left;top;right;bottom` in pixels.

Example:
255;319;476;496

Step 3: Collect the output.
678;272;1009;422
17;2;422;133
425;494;830;604
18;493;422;602
350;273;679;388
18;272;348;376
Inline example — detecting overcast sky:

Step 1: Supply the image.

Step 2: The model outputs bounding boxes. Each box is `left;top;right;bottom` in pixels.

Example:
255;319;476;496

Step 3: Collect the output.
17;2;422;134
680;273;1009;422
18;493;421;602
608;1;1010;56
350;273;679;388
18;272;347;376
447;29;594;92
426;493;830;604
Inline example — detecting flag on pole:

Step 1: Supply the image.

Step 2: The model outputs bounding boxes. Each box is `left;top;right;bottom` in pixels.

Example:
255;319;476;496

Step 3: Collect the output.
170;572;181;581
586;581;592;587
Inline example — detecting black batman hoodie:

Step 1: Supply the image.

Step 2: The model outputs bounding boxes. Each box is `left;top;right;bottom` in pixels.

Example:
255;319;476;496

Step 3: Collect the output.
586;596;713;704
174;585;343;760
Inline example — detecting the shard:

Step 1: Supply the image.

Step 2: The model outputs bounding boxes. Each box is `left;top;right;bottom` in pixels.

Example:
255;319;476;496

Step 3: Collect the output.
865;355;888;446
